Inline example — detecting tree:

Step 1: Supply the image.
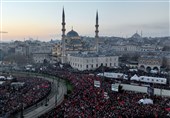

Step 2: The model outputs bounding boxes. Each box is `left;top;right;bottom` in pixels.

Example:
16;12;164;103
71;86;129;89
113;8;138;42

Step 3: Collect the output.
0;49;5;61
4;54;33;65
162;46;170;51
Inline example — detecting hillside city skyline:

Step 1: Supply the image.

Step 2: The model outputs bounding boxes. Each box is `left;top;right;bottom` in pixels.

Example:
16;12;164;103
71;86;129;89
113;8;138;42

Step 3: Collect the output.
0;1;170;118
0;1;169;41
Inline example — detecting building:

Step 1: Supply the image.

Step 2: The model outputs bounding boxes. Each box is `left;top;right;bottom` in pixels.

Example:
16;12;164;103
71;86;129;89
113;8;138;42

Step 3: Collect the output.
15;45;27;55
140;44;157;52
58;8;119;70
164;55;170;69
32;53;51;64
60;8;97;63
112;45;140;52
68;53;119;71
138;56;162;72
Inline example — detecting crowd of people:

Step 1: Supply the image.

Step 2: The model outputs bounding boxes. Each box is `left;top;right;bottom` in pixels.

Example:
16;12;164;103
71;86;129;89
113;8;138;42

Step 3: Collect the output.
40;68;170;118
1;63;169;118
0;75;51;117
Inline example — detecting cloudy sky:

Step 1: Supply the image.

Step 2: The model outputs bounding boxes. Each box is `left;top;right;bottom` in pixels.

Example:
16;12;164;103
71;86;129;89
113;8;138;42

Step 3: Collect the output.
0;0;169;41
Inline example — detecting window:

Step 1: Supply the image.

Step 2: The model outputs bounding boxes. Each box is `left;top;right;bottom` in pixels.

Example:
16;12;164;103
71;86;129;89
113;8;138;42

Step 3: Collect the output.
106;58;108;62
86;65;88;69
96;64;98;68
110;63;112;66
91;64;93;68
105;63;107;67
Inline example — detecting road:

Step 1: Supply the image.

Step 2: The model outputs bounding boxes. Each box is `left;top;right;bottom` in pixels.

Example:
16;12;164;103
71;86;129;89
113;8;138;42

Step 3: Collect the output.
15;74;67;118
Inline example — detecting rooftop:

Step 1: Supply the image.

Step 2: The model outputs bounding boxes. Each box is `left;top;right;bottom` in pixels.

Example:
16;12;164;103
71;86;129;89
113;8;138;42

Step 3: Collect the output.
69;52;117;58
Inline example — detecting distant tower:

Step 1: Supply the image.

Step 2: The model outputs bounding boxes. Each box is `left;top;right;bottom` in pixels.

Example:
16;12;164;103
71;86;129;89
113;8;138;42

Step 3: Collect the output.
95;11;99;53
61;7;66;63
136;30;138;34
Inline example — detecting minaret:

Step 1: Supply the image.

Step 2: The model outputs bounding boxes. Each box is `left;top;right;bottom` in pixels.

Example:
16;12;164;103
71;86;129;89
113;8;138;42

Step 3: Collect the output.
95;11;99;53
61;7;66;63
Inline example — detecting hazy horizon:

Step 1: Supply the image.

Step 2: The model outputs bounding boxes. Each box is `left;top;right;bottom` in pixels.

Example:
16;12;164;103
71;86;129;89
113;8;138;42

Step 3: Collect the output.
0;0;169;41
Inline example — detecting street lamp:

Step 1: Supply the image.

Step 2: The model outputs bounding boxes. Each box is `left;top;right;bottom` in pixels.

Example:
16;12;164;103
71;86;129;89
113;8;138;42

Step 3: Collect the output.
45;97;48;106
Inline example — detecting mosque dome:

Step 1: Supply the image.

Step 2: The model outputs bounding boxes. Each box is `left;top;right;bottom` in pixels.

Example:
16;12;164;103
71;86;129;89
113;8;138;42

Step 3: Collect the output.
67;29;79;37
131;32;141;38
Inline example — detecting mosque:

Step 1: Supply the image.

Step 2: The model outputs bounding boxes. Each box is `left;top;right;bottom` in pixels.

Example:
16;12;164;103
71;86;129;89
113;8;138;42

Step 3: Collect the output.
60;8;119;71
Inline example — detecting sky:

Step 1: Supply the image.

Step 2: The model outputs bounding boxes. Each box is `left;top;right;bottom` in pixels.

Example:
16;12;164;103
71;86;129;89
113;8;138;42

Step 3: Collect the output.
0;0;169;41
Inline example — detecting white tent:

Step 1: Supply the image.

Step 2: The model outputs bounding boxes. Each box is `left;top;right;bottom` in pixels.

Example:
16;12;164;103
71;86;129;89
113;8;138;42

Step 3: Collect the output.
11;82;25;87
59;64;63;69
129;69;138;72
0;81;5;85
130;74;139;81
150;70;158;74
138;98;153;104
97;72;128;79
6;75;13;80
0;76;6;80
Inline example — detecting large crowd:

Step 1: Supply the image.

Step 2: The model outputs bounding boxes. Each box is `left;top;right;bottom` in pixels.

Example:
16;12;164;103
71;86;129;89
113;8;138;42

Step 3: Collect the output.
1;64;170;118
40;67;170;118
0;76;51;117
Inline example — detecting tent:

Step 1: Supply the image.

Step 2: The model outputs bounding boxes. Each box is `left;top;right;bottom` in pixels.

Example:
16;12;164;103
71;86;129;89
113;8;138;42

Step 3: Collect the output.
138;98;153;104
130;74;139;81
6;75;13;80
150;69;158;74
0;81;5;85
0;76;6;80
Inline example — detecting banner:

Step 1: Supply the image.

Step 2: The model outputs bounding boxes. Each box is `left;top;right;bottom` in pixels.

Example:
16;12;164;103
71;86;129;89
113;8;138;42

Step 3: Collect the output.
111;84;118;92
147;86;154;96
94;80;100;87
104;92;109;99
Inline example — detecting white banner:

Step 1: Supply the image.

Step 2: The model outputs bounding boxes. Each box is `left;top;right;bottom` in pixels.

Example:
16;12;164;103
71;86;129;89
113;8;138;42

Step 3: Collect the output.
111;84;118;92
94;80;100;88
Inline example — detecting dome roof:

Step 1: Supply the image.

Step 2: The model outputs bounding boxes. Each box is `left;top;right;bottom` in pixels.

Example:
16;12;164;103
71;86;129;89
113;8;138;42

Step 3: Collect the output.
131;33;141;38
67;30;79;37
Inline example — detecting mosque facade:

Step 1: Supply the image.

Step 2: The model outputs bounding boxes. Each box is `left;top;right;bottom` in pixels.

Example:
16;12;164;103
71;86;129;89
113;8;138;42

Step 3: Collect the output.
60;8;119;71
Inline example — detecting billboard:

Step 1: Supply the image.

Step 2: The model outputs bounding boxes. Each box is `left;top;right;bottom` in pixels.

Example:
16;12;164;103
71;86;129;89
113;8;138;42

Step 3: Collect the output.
94;80;100;88
111;84;118;92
